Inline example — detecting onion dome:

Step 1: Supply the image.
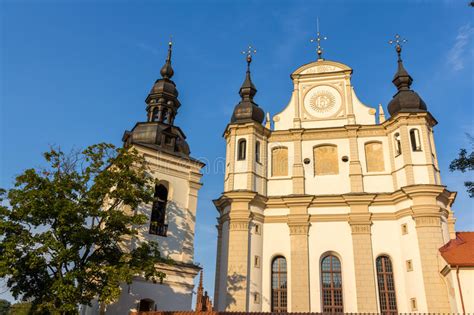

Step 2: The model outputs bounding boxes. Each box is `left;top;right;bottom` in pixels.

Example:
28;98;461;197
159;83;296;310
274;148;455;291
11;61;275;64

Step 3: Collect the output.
123;40;191;158
387;39;427;116
230;49;264;124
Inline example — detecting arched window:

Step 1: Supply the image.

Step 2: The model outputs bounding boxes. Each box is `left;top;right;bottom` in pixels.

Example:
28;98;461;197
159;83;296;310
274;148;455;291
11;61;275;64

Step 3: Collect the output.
237;139;246;160
255;141;261;163
271;256;287;312
151;108;159;122
410;129;422;151
314;145;339;175
394;133;402;156
321;254;343;313
271;147;288;177
376;256;398;315
138;298;155;311
150;184;168;237
365;141;385;172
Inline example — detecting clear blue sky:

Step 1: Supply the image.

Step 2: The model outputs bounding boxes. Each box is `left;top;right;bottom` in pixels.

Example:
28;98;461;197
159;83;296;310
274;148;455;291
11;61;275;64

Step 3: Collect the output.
1;0;473;305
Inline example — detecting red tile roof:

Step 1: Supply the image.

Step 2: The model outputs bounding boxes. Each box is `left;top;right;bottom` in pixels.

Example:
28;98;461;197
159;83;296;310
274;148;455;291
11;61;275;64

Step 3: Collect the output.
439;232;474;267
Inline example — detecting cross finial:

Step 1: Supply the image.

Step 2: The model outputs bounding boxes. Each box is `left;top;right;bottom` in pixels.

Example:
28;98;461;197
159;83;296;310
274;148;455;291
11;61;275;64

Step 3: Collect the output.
310;18;327;60
242;45;257;71
166;35;173;61
388;34;407;61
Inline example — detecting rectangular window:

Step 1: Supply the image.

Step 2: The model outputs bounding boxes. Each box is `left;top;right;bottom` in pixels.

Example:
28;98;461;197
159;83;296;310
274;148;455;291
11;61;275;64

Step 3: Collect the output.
253;292;260;304
272;147;288;177
254;255;260;268
401;223;408;235
255;224;261;235
410;298;417;311
255;141;261;163
406;260;413;272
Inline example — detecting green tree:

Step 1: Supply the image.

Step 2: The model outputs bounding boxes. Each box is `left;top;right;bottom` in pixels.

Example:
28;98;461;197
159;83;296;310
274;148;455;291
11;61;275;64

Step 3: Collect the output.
0;299;11;315
0;143;168;314
450;135;474;197
9;302;31;315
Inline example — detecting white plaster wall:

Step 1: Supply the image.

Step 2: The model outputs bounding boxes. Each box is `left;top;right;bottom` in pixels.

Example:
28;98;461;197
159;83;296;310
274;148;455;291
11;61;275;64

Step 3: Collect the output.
458;269;474;313
372;218;428;312
302;139;351;195
105;279;193;314
300;118;349;129
261;223;291;312
308;221;358;312
273;94;295;131
413;165;430;184
351;88;376;125
233;173;247;190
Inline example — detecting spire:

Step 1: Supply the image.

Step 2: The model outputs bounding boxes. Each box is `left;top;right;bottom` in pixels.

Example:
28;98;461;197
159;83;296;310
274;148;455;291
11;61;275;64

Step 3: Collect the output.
195;270;204;311
310;18;328;60
378;104;386;123
239;46;257;101
230;45;264;124
389;35;412;91
387;34;427;117
160;38;174;79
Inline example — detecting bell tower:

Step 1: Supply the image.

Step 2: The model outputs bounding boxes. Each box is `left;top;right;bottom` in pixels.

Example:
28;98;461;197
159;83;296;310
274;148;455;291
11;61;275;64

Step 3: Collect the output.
105;41;205;313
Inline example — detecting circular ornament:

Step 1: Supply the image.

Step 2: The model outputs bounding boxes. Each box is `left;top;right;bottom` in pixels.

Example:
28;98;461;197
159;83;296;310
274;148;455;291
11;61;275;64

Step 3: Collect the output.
304;85;342;118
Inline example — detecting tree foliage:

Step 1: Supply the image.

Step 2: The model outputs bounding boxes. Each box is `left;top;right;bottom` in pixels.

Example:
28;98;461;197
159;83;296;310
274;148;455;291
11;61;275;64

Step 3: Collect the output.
0;299;11;315
0;143;167;314
449;134;474;197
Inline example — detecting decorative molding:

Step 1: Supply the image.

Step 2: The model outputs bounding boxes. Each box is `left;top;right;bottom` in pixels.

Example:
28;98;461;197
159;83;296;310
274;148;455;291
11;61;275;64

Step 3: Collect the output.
229;221;249;231
350;224;372;234
288;224;310;235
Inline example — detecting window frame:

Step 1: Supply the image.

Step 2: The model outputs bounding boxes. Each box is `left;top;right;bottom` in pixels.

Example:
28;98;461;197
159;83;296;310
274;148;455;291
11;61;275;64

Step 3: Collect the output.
364;141;385;173
237;139;247;161
376;255;398;315
409;128;422;152
320;254;344;313
271;256;287;312
255;140;261;163
313;144;339;176
149;183;169;237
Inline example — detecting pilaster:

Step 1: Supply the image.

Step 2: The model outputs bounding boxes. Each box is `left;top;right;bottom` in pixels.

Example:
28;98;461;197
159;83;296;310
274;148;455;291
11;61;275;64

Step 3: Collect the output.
284;196;313;311
399;124;415;185
404;186;451;313
291;130;305;194
344;195;378;312
346;126;363;192
224;192;255;311
213;222;223;307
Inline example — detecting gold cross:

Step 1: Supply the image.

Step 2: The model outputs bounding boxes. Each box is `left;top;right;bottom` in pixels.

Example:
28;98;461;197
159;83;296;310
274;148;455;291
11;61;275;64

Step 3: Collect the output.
388;34;407;60
242;45;257;65
310;18;327;60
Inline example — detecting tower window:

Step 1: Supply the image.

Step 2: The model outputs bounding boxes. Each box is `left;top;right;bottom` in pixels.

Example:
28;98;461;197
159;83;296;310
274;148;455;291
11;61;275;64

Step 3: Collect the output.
376;256;398;315
406;260;413;271
321;254;344;313
410;129;422;151
401;223;408;235
314;145;339;175
253;292;260;304
365;141;385;172
271;256;287;312
254;255;260;268
151;108;159;122
150;184;168;237
271;147;288;177
255;141;261;163
394;133;402;156
237;139;246;160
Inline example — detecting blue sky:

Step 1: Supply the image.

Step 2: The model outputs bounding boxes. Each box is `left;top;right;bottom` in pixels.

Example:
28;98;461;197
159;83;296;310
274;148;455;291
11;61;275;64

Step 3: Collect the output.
1;0;473;305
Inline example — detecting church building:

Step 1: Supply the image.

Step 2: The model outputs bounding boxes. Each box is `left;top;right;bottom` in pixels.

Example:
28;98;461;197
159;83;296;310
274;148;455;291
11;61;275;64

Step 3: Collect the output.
83;41;205;314
213;36;467;313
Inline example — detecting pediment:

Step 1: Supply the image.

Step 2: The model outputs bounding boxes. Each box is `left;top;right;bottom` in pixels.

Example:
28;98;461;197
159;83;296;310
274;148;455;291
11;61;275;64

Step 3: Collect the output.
292;60;352;76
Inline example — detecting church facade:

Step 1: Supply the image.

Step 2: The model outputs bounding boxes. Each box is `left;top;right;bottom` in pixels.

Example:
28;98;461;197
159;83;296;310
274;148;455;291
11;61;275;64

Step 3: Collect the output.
213;42;463;313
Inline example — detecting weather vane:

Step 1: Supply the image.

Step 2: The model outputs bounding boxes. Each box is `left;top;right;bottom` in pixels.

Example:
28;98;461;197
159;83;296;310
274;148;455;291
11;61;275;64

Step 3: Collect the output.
310;18;327;60
242;45;257;69
388;34;407;61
